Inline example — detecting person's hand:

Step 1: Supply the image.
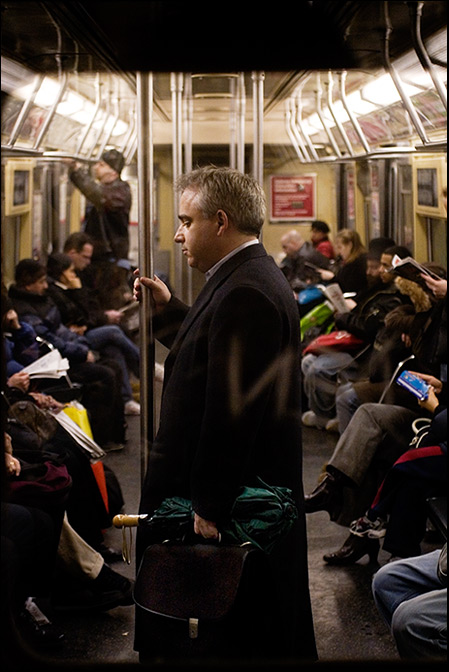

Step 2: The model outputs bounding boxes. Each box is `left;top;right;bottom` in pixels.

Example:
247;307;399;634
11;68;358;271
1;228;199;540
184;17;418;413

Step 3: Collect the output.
408;371;443;395
4;308;20;331
69;324;87;335
345;298;357;311
4;432;21;476
29;392;65;411
105;309;122;324
6;371;30;393
133;270;171;314
193;513;220;540
418;385;439;413
317;268;335;282
5;453;21;476
421;274;447;299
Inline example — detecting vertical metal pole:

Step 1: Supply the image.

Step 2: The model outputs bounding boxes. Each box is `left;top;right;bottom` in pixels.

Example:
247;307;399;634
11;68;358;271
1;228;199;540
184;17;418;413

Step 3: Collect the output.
136;71;154;486
229;77;237;169
171;73;184;299
237;73;246;173
252;72;264;185
183;74;193;305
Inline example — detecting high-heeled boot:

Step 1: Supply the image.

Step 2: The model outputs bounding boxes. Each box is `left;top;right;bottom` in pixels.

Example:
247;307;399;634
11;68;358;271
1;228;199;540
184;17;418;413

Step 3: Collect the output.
323;533;380;566
304;471;345;521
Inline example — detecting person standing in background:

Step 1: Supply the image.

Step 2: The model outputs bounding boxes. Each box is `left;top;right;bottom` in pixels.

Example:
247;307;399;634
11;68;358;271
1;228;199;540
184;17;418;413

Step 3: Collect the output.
67;150;132;308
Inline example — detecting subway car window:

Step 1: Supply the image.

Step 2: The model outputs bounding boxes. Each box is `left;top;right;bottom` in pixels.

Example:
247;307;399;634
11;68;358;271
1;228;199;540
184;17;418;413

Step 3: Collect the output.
1;1;447;669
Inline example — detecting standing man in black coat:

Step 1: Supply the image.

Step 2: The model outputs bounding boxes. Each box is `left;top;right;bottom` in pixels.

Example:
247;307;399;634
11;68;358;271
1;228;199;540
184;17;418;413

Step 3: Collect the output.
134;166;317;660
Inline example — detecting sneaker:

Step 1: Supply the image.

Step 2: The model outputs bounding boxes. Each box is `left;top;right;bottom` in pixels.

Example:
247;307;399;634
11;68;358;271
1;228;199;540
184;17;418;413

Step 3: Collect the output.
124;399;141;415
18;597;65;649
325;417;340;433
349;514;387;538
302;410;328;429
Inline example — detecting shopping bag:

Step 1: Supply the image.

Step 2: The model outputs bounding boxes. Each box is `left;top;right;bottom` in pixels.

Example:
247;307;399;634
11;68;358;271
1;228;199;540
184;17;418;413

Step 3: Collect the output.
303;330;365;355
63;401;93;437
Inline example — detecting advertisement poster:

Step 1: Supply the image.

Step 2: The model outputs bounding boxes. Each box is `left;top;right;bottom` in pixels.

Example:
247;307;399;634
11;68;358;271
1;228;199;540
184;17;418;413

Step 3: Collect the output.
270;175;316;221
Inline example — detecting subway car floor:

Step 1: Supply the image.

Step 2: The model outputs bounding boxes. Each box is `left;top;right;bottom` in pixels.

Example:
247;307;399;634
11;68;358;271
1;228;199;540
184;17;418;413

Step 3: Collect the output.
21;383;443;670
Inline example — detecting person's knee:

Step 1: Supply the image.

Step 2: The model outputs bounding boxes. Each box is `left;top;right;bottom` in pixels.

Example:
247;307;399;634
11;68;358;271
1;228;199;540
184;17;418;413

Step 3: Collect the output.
372;564;391;602
391;599;420;650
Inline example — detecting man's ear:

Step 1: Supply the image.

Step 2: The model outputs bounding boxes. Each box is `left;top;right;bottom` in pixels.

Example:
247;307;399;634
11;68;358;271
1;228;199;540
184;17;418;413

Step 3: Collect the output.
216;209;229;234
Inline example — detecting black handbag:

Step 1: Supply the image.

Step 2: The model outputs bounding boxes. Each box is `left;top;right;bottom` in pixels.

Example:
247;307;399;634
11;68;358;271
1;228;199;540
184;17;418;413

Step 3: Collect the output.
134;540;280;661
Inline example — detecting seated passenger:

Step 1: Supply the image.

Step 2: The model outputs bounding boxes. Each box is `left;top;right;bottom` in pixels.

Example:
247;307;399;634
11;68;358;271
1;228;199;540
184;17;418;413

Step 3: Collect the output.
316;228;368;294
335;260;445;433
279;229;331;294
305;372;446;564
372;546;447;659
63;232;128;327
8;259;126;450
46;252;140;415
310;220;335;259
301;245;413;430
325;392;446;565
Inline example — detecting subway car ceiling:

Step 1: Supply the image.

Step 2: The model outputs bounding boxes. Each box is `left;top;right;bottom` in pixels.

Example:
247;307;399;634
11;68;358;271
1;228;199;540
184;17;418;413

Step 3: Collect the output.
1;0;447;164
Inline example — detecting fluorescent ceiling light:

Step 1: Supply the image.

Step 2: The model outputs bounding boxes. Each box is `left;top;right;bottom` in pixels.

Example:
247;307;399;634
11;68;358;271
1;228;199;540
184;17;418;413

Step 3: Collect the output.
362;74;421;106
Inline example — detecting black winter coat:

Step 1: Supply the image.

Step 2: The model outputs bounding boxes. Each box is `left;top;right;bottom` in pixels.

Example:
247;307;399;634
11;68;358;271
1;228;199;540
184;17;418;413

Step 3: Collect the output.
137;243;317;660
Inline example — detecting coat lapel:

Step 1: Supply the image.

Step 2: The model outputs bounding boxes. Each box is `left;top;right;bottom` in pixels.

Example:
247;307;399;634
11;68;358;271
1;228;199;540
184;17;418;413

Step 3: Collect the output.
171;243;267;348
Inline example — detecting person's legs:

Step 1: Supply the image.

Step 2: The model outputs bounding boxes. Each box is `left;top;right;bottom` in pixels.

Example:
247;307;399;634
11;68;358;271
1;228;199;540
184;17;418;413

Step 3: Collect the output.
302;352;357;421
329;403;418;485
372;550;441;626
86;325;140;378
392;589;447;659
372;550;446;659
335;382;361;434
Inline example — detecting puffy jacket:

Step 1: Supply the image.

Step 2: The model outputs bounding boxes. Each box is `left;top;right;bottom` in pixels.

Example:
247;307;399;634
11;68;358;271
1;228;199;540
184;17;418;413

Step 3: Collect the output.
8;284;90;364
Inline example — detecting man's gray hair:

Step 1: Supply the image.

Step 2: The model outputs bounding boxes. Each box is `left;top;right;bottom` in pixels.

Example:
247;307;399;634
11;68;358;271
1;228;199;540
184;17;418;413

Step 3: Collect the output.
175;166;266;236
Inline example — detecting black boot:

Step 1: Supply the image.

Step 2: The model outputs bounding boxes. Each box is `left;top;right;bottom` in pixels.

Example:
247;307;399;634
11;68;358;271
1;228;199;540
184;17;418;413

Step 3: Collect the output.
323;533;379;566
304;471;344;521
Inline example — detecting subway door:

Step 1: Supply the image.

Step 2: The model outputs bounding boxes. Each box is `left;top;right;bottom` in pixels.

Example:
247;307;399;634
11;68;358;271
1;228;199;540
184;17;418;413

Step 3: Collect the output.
34;160;71;261
387;159;413;251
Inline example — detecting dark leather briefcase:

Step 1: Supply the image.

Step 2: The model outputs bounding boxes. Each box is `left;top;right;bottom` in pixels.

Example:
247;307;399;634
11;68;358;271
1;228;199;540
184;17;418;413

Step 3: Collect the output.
133;540;279;662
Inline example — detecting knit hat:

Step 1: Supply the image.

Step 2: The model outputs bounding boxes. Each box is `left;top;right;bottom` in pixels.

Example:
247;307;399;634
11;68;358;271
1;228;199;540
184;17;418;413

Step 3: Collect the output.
14;259;46;287
101;149;125;174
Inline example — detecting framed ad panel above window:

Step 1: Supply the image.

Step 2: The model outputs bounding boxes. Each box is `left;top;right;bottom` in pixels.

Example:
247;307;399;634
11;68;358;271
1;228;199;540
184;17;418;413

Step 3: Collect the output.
269;175;316;222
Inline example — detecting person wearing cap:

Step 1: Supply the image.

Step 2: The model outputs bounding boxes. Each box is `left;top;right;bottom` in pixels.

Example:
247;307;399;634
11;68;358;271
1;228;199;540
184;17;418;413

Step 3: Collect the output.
67;150;132;305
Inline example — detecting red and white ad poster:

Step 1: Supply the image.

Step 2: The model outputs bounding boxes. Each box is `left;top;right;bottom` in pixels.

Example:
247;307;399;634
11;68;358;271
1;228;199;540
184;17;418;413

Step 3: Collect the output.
270;174;316;221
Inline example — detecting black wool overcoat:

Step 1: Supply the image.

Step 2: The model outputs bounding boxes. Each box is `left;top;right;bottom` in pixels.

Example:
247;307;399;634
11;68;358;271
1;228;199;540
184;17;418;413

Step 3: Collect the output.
137;243;317;659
